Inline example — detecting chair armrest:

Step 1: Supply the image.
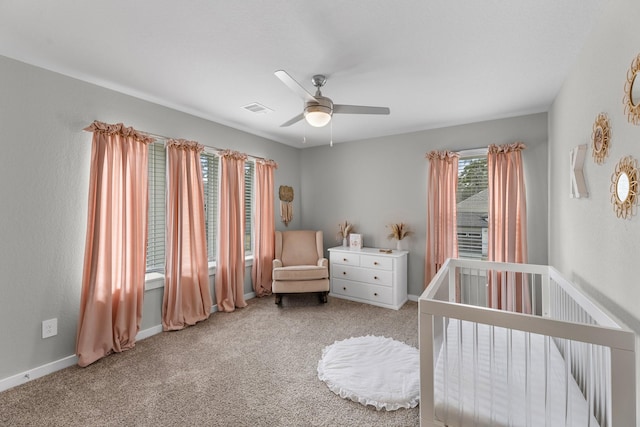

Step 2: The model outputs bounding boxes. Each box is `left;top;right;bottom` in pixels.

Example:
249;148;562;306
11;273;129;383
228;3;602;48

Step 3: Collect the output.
273;259;283;268
318;258;328;268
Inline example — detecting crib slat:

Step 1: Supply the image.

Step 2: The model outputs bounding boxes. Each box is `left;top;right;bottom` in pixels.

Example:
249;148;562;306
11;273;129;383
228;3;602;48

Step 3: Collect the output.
585;344;596;427
489;324;496;426
457;318;463;425
525;331;532;427
545;335;551;426
443;317;449;423
565;340;572;426
473;321;479;425
507;327;513;425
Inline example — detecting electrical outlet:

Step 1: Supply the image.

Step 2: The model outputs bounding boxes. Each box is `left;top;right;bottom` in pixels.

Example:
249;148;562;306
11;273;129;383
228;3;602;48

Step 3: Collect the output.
42;318;57;339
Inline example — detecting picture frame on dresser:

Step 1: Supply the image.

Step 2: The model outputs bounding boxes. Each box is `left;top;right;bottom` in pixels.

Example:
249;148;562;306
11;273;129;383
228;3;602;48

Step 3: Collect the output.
349;233;362;250
328;246;408;310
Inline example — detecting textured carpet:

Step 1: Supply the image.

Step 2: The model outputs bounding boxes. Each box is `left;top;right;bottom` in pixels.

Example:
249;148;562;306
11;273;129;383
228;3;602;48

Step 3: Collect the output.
0;295;419;427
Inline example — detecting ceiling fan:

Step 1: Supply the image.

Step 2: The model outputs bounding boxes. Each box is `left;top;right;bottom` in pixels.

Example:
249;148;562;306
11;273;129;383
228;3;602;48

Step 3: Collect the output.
274;70;390;128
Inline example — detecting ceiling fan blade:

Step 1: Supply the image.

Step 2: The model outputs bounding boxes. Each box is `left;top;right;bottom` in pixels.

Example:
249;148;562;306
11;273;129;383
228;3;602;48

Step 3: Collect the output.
280;113;305;127
333;104;390;115
274;70;317;103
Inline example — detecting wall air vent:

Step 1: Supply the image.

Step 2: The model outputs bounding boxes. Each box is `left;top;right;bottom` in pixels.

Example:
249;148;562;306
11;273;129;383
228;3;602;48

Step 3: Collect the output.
242;102;273;114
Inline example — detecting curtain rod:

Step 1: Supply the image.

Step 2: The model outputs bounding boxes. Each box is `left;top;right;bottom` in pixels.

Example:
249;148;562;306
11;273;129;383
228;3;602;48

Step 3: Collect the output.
143;131;270;162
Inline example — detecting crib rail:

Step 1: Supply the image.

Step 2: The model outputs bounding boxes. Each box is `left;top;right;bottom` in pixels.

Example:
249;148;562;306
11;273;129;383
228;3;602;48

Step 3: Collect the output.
419;258;636;427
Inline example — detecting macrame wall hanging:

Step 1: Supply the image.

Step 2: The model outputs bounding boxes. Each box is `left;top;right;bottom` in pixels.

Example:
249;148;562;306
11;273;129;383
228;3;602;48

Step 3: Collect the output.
279;185;294;226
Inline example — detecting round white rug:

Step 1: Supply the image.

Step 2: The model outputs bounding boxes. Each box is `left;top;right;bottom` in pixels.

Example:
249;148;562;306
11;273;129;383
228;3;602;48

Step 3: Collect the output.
317;335;420;411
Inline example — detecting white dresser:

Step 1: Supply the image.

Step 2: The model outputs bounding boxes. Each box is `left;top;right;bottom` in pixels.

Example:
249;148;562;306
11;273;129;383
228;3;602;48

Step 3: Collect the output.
328;246;408;310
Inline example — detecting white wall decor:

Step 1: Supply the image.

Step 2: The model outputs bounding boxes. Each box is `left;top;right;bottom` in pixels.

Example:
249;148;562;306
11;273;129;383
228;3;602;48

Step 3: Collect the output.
569;144;588;198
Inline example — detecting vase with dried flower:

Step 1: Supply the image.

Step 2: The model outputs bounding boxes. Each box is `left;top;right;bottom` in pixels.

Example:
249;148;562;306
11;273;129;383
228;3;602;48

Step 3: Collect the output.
337;220;354;246
387;223;412;250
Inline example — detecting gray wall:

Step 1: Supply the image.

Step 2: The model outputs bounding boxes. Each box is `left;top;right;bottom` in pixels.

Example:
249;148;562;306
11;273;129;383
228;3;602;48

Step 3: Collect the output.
547;0;640;411
0;55;301;381
299;113;549;298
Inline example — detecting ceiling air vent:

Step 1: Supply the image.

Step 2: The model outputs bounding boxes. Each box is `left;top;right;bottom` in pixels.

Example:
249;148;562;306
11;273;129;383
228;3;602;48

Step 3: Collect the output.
242;102;273;114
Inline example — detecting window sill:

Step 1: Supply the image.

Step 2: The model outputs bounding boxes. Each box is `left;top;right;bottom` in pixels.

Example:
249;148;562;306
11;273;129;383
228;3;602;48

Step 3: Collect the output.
145;272;165;291
145;255;254;291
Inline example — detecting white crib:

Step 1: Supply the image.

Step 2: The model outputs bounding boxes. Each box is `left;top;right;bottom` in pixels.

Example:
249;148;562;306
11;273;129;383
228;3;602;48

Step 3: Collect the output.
419;258;636;427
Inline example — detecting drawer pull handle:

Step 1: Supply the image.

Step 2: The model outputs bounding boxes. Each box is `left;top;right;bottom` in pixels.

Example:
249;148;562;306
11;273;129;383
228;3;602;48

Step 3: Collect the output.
343;272;347;275
343;287;347;291
374;292;378;296
374;262;379;265
374;276;379;280
343;258;348;262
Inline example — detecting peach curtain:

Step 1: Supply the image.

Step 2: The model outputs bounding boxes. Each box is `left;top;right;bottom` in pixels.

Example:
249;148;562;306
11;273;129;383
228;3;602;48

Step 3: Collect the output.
76;121;152;367
425;150;459;288
487;142;530;313
162;139;213;330
215;150;248;312
251;159;278;297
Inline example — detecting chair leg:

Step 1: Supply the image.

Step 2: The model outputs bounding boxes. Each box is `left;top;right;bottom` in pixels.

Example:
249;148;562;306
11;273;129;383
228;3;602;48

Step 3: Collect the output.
274;294;282;306
320;291;328;304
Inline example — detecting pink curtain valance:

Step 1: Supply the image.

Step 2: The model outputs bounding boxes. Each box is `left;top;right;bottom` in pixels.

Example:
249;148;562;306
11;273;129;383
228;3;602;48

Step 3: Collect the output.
425;150;459;161
218;149;248;161
255;158;278;168
166;138;204;153
487;142;526;154
83;120;155;144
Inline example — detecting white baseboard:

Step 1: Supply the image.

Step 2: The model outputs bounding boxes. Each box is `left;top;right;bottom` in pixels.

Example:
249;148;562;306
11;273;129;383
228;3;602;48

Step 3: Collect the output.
0;354;78;393
408;294;419;302
0;291;258;394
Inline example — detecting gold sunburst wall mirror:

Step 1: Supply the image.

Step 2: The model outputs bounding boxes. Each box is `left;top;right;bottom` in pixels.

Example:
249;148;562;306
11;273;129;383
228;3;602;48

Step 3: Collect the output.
623;53;640;125
611;156;639;219
591;113;610;164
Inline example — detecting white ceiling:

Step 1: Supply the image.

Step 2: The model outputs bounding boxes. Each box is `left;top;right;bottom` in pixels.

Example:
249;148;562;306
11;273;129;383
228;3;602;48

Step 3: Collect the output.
0;0;606;147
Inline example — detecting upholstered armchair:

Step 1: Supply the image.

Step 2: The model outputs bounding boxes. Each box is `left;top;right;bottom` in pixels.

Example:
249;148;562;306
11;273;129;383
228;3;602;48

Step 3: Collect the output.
272;230;330;306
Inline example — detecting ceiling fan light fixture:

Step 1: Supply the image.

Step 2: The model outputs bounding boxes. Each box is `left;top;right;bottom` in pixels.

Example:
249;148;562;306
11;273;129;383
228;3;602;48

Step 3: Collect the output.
304;104;332;127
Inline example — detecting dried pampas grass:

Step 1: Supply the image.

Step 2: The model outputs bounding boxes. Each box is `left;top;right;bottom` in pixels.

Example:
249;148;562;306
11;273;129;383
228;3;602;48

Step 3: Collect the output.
387;223;412;240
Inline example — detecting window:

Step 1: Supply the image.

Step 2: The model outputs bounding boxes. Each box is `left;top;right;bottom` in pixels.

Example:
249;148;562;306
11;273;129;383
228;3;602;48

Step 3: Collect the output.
456;154;488;259
147;141;166;272
201;152;219;262
244;161;254;254
201;153;253;260
146;146;254;273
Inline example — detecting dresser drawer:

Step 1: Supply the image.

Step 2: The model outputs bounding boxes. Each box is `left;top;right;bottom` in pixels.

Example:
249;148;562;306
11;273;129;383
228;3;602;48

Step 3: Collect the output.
332;278;393;305
331;265;393;287
359;254;392;270
330;251;360;266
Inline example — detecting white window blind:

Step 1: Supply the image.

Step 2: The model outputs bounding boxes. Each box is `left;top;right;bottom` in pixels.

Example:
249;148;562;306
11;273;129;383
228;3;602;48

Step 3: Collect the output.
147;141;166;272
244;161;254;254
456;155;488;259
200;152;219;261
